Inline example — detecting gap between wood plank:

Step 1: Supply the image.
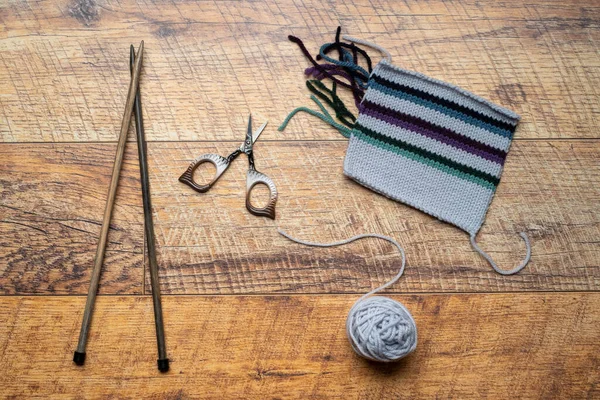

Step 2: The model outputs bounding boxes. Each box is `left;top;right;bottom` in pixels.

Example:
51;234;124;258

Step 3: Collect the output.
1;137;596;145
1;290;598;298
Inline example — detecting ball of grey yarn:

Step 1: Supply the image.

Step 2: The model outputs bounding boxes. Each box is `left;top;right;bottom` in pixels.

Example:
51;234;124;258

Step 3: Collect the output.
346;296;417;362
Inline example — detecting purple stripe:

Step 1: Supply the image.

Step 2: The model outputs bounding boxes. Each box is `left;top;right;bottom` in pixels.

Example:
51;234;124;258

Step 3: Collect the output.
360;100;507;165
305;64;353;82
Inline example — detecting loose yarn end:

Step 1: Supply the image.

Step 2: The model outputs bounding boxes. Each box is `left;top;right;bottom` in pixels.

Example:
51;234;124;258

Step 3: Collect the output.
278;229;417;362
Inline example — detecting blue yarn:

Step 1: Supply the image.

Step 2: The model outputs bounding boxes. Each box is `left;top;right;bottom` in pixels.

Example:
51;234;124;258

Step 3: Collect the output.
369;81;514;138
319;43;370;89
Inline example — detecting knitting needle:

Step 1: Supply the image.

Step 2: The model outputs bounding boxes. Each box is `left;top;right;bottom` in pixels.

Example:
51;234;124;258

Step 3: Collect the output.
129;45;169;373
73;41;144;367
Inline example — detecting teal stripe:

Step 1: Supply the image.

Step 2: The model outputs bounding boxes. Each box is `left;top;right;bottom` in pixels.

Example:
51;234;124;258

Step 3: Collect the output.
369;81;513;138
355;123;499;185
352;129;497;191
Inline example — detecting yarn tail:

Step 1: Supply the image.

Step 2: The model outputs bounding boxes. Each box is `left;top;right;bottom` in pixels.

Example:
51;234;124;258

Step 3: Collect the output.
281;27;378;136
470;232;531;275
342;35;392;63
307;80;356;127
277;229;406;302
278;95;353;138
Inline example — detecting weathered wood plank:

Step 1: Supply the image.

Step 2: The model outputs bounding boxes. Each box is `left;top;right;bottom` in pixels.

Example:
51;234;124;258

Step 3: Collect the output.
154;139;600;294
0;293;598;399
1;140;598;294
1;2;598;399
0;143;144;294
1;0;598;142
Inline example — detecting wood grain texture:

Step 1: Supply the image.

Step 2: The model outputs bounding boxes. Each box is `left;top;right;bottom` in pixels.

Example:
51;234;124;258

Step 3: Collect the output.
0;293;598;399
1;0;599;397
1;140;598;294
0;143;144;294
139;139;600;294
1;0;599;142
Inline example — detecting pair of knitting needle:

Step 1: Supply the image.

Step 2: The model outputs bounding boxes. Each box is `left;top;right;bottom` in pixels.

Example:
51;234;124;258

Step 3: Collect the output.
73;41;169;372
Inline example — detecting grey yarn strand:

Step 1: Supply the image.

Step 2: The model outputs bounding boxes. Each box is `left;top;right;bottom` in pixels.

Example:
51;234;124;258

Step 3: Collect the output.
278;229;417;362
470;232;532;275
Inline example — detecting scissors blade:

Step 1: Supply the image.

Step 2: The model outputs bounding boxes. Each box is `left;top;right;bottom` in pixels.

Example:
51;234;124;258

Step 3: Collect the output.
241;118;268;151
252;121;267;143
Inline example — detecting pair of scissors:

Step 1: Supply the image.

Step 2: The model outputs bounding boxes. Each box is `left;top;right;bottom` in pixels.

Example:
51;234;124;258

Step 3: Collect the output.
179;115;278;219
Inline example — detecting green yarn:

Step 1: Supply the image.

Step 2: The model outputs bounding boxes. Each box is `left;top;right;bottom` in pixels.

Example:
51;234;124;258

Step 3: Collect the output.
352;127;497;190
306;80;356;128
278;94;353;138
354;123;500;187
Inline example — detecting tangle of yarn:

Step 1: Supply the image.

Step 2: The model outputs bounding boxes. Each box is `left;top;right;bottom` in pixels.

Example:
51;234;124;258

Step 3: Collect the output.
347;296;417;362
318;29;374;73
288;35;362;96
318;43;370;88
278;230;417;362
306;80;356;127
282;27;375;132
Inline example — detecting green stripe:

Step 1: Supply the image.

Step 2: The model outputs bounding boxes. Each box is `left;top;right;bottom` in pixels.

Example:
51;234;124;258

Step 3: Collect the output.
355;123;499;185
353;125;498;190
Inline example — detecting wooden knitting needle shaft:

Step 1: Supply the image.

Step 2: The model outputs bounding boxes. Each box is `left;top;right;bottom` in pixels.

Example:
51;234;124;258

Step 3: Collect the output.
73;41;144;366
129;45;169;373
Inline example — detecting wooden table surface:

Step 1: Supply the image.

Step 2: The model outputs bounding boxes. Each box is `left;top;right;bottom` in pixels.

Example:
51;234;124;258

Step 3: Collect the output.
1;0;599;398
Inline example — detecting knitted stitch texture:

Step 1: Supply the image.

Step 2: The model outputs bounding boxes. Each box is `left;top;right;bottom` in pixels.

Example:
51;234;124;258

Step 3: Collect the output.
344;60;520;235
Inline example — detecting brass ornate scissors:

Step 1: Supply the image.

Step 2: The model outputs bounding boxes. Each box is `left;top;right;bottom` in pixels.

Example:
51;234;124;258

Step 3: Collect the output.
179;115;278;219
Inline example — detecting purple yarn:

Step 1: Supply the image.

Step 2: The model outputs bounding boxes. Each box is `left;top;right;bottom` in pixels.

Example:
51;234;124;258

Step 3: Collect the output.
359;102;506;165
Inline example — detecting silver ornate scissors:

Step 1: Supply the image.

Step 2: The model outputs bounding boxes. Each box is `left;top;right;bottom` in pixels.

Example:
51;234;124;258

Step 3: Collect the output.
179;115;278;219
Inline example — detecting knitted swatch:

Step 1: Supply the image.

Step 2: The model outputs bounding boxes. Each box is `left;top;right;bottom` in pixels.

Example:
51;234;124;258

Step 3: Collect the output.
281;32;531;274
346;59;518;236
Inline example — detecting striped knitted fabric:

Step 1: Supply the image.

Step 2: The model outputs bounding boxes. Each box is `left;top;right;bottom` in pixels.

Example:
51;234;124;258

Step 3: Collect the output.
344;59;519;236
280;32;531;274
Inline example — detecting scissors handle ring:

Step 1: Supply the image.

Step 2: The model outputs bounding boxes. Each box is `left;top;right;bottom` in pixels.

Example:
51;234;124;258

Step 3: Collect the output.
245;169;278;219
179;153;230;193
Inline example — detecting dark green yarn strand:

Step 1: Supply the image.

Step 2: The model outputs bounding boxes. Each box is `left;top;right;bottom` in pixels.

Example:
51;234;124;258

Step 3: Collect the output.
306;80;357;128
